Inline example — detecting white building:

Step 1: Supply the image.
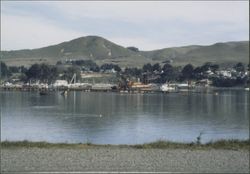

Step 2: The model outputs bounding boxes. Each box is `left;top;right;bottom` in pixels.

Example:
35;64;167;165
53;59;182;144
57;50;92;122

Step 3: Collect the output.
218;70;232;78
53;80;68;88
160;83;177;92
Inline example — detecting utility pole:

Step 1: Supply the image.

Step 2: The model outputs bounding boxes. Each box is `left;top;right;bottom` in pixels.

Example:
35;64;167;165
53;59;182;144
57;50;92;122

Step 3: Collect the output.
0;53;2;82
0;59;2;84
0;61;1;82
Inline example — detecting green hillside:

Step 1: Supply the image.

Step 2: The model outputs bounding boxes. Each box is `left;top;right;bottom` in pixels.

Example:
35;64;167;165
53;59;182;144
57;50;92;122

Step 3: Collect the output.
1;36;135;59
141;41;249;66
1;36;249;67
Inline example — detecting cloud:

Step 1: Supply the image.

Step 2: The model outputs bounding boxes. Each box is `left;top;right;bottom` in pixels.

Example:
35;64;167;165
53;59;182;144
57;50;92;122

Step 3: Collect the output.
1;14;87;50
1;1;248;51
52;1;248;25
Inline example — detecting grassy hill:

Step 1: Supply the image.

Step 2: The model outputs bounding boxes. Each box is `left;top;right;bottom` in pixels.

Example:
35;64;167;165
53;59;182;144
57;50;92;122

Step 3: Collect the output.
141;41;249;66
1;36;135;59
1;36;249;67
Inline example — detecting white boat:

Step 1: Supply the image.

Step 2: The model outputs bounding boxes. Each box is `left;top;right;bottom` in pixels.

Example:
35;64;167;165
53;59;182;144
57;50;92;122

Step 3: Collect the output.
177;83;190;91
160;83;177;92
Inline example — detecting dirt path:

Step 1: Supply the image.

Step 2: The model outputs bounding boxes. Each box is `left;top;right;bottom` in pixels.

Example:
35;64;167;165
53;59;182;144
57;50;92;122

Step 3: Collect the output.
1;147;249;173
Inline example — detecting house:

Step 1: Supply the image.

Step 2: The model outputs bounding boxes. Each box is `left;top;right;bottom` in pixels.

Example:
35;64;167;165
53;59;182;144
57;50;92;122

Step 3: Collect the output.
217;70;232;78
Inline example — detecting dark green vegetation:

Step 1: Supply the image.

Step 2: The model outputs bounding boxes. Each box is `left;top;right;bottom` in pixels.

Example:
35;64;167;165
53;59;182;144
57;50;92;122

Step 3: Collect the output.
1;139;249;150
1;61;249;87
1;36;249;67
133;139;250;150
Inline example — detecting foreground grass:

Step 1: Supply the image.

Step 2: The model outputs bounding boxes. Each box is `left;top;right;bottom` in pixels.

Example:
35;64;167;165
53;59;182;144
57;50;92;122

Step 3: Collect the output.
1;139;249;150
132;139;250;150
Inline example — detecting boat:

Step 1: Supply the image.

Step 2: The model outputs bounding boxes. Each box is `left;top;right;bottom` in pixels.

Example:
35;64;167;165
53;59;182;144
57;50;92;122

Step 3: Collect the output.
177;83;189;91
39;91;48;95
160;83;177;92
61;90;68;96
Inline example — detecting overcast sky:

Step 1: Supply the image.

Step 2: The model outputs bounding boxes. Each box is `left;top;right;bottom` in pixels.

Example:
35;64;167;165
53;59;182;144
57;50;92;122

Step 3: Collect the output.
1;1;249;51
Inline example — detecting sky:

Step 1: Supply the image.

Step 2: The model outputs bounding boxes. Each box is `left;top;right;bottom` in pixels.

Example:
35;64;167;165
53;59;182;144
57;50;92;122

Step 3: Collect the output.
1;1;249;51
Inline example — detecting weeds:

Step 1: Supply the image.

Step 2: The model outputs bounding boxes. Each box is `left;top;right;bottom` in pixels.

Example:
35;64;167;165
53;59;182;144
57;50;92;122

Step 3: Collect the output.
196;131;204;145
1;139;249;150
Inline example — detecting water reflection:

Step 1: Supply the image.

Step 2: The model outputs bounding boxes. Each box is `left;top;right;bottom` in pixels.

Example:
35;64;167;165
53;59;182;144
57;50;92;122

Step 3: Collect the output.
1;90;249;144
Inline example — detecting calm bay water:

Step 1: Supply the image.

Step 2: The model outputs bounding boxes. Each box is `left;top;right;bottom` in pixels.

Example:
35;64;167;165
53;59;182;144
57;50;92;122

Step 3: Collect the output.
1;90;249;144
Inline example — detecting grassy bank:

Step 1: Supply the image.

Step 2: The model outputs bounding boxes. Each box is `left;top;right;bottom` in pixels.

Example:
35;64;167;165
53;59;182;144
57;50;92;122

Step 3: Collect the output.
132;140;250;150
1;139;249;150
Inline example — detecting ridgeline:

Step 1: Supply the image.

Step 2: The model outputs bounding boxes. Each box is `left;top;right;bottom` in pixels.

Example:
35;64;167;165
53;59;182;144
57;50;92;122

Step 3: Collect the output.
1;36;249;67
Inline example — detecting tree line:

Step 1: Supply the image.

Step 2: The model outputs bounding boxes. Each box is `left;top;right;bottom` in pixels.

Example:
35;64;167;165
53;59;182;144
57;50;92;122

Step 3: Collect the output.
120;62;249;87
1;60;249;87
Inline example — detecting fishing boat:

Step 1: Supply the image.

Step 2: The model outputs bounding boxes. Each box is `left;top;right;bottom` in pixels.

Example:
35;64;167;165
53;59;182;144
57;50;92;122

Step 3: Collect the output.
39;91;48;95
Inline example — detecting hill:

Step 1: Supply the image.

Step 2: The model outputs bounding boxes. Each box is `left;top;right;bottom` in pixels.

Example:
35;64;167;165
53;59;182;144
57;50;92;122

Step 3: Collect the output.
142;41;249;66
1;36;249;67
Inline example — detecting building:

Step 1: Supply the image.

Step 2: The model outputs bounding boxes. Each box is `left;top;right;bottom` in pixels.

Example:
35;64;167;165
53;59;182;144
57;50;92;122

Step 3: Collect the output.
53;80;68;88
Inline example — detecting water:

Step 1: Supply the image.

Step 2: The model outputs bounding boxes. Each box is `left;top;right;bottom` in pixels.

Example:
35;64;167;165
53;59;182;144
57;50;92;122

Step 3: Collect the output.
1;90;249;144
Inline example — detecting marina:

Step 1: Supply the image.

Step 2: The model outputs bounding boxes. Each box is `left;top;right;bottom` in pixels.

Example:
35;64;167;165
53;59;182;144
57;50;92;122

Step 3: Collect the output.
0;79;232;93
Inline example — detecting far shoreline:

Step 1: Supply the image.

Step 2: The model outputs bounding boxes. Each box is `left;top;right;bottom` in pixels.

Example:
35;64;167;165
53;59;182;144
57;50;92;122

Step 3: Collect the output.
0;85;249;93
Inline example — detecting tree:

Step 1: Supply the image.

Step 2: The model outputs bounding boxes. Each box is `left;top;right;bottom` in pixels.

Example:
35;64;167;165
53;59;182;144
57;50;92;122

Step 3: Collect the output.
200;62;212;72
181;64;194;80
210;64;219;72
124;67;142;77
25;64;40;80
0;62;11;78
90;65;100;72
25;63;58;83
68;59;100;72
152;63;161;72
56;61;62;65
48;67;58;83
162;63;173;73
127;46;139;52
113;65;121;72
234;62;245;72
143;63;153;73
18;73;27;82
100;63;121;72
20;66;28;74
193;66;203;80
9;66;19;73
161;63;179;82
39;64;51;81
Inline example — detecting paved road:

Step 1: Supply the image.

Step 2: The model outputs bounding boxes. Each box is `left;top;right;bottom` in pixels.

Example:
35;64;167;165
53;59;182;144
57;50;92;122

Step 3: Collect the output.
1;147;249;173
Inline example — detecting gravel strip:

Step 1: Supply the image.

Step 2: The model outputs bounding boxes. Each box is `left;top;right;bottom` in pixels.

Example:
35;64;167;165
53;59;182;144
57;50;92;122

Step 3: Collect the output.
1;147;249;173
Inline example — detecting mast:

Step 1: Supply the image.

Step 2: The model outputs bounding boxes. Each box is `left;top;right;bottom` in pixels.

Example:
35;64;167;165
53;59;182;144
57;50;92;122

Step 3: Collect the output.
70;73;76;84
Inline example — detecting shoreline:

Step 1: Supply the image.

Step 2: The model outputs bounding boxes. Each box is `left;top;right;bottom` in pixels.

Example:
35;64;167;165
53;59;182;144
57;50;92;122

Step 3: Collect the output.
0;84;248;92
0;86;248;96
1;139;249;150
